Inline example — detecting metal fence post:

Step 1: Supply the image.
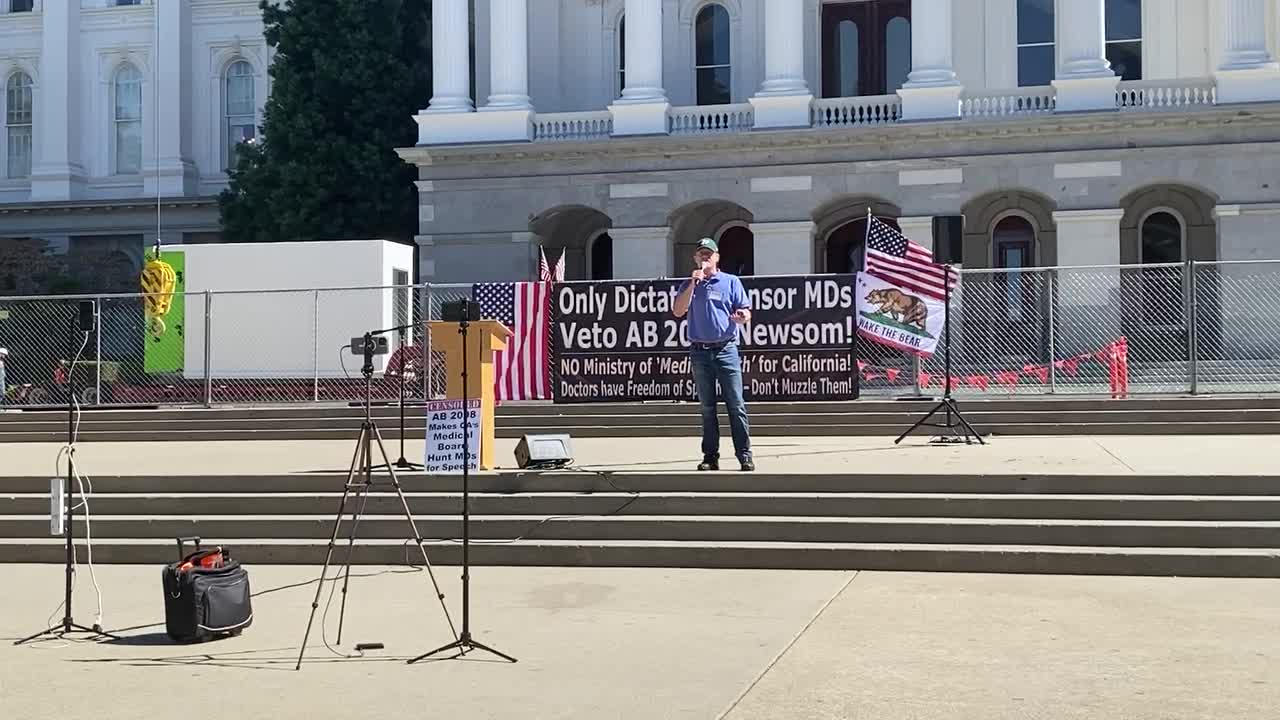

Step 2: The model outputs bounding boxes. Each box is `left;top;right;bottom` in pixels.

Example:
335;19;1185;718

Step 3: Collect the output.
203;290;213;407
313;289;320;402
94;297;102;405
423;283;433;401
1188;261;1199;395
1046;270;1056;394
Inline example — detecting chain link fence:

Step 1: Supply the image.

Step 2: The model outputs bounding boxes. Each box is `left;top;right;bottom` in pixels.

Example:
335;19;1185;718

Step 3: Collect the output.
1;261;1278;407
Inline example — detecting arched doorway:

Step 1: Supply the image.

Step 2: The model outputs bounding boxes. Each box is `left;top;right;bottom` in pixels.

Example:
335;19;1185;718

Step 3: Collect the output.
824;215;900;273
1119;184;1220;365
668;199;753;276
717;225;754;276
983;213;1046;364
529;205;613;281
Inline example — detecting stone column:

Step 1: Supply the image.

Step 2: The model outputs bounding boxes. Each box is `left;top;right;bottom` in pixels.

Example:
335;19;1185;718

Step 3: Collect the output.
896;216;935;253
898;0;962;120
610;227;672;279
468;0;534;142
426;0;473;113
148;0;197;198
1052;209;1124;354
749;221;814;275
30;0;84;200
1214;0;1280;103
608;0;670;136
486;0;530;109
1051;0;1118;112
1212;204;1280;360
749;0;812;129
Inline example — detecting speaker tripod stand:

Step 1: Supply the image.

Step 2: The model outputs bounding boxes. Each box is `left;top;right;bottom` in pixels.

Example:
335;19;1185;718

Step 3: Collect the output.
16;312;119;646
409;307;516;665
894;263;985;446
296;332;457;670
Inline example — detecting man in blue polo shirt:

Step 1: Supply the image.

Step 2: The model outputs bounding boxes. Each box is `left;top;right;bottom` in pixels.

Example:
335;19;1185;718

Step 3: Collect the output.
673;237;754;471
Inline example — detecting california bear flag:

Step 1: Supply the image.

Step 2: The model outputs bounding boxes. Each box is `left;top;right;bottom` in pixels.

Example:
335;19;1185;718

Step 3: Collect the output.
855;272;946;357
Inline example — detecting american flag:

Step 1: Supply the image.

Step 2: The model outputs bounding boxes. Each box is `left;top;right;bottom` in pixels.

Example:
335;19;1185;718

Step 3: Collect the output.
863;215;959;301
472;281;552;400
539;247;566;283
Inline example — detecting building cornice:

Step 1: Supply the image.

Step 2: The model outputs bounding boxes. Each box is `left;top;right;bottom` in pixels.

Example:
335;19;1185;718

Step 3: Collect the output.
397;103;1280;175
0;197;219;215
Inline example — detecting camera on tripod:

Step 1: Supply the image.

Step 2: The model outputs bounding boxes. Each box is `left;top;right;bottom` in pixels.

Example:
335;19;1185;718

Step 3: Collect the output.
350;334;389;357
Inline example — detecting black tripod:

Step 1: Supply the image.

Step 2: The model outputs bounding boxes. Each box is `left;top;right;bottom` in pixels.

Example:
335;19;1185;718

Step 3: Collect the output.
894;265;985;445
16;310;119;645
371;325;423;472
409;311;516;665
296;332;456;670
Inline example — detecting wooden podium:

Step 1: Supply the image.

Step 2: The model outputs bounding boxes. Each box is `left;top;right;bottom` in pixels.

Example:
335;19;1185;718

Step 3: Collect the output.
426;319;512;470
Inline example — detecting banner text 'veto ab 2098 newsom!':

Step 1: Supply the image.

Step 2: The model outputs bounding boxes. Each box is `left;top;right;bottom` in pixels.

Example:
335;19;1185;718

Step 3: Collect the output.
551;276;860;403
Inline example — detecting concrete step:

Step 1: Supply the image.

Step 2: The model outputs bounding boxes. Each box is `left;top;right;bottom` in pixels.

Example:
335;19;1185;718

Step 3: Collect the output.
6;420;1280;443
13;409;1280;432
6;472;1278;495
6;491;1280;520
4;515;1279;548
1;537;1277;577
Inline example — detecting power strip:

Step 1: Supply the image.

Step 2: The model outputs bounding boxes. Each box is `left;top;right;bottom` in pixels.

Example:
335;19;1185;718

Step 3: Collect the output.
50;477;64;536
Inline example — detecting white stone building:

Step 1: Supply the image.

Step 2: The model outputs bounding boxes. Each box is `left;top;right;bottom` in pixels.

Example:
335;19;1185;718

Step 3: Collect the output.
0;0;269;292
401;0;1280;291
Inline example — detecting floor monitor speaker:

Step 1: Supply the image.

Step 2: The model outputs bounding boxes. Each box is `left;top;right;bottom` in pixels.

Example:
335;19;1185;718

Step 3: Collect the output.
515;433;573;470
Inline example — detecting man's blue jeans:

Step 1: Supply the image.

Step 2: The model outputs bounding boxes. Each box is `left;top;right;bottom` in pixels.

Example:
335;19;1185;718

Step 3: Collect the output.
690;341;751;462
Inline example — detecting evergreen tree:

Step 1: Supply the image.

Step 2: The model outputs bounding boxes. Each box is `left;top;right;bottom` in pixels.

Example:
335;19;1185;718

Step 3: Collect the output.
218;0;432;244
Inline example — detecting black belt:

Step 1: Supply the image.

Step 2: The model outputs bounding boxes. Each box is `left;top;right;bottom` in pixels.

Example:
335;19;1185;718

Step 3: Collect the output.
690;340;733;350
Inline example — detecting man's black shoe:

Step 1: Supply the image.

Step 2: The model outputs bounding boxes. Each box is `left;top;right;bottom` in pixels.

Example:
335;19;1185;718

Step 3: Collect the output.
698;459;719;471
739;459;755;472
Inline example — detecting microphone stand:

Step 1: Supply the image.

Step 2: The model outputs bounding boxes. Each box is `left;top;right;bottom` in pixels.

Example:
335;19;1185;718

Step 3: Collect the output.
369;323;423;472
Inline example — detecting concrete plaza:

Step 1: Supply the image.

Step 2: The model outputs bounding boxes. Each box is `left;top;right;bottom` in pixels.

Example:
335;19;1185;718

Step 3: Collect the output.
1;564;1277;719
4;433;1280;476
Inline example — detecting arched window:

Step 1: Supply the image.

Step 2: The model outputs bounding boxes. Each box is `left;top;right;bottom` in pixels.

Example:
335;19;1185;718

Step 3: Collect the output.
112;63;143;175
591;232;613;281
6;71;33;179
993;215;1036;322
223;60;256;170
617;15;626;96
1139;210;1183;322
694;4;730;105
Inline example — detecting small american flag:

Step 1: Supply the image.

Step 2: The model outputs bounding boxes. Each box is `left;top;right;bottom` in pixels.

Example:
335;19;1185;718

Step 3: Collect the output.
539;247;565;283
863;215;959;301
473;281;552;400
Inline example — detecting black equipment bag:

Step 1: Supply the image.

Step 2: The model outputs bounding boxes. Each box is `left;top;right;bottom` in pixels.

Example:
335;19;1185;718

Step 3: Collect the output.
162;536;253;643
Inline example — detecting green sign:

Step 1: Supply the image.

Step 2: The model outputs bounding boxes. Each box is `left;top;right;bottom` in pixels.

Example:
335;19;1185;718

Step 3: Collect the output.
143;250;185;374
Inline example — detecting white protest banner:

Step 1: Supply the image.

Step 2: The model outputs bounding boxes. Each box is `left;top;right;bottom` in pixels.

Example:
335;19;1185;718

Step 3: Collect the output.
424;399;481;473
854;272;945;356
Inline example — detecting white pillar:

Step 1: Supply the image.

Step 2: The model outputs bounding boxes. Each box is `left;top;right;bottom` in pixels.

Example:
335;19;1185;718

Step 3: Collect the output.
1051;0;1119;112
898;0;962;120
486;0;530;109
426;0;473;113
459;0;535;142
147;0;197;198
1214;0;1280;103
749;0;812;129
608;0;669;136
1213;204;1280;360
896;216;935;253
1052;209;1124;354
30;1;84;200
610;227;671;279
749;221;814;275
